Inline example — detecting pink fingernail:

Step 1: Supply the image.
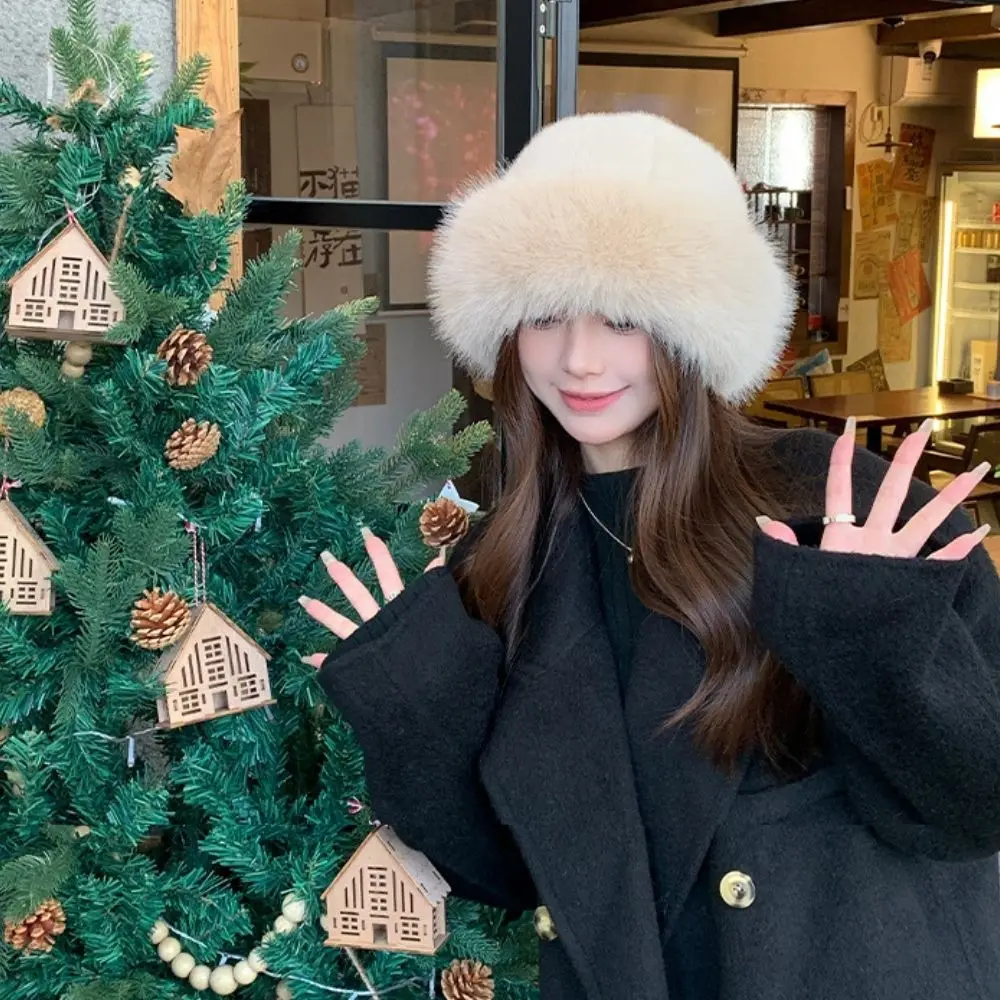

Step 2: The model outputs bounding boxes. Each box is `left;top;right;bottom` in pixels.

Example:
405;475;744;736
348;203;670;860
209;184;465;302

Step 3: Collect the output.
360;526;373;540
756;515;771;527
297;595;311;609
844;416;856;436
975;461;993;478
977;524;992;538
320;550;337;567
920;418;934;435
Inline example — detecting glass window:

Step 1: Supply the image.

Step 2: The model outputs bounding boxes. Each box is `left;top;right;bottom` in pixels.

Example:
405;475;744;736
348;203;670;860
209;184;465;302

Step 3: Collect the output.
238;1;497;204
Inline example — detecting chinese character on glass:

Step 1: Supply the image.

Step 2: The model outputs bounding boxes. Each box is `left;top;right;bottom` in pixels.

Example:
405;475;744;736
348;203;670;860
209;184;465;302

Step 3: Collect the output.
304;229;363;269
299;165;361;199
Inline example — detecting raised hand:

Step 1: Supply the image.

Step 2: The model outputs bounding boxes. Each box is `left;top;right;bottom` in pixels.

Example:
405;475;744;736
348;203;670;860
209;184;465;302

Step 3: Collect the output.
758;417;992;561
299;527;446;668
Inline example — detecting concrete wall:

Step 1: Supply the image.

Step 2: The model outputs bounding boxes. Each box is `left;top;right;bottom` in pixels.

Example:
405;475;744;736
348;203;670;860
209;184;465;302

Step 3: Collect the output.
0;0;175;148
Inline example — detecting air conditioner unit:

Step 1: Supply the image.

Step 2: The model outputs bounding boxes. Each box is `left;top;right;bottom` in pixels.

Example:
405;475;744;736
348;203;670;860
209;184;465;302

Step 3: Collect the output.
239;17;323;85
879;55;971;108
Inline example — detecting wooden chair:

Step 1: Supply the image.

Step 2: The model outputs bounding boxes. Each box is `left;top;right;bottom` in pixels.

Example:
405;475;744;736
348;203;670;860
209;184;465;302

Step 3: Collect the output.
919;421;1000;527
743;377;807;428
808;370;874;398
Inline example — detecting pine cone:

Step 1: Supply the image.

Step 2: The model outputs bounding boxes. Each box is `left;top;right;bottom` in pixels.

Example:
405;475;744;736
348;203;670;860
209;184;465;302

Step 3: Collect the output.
157;327;214;387
419;498;470;549
441;959;494;1000
130;588;192;650
0;387;46;434
165;418;221;471
3;899;67;954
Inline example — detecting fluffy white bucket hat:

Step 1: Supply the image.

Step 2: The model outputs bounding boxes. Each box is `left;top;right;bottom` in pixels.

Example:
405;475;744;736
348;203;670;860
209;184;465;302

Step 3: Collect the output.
427;111;795;403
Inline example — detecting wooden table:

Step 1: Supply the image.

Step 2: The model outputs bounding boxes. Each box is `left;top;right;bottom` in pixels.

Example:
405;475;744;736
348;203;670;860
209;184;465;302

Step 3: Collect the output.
764;388;1000;453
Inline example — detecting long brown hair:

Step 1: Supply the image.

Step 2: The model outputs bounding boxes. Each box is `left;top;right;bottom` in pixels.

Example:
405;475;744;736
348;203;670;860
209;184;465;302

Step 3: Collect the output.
452;336;821;775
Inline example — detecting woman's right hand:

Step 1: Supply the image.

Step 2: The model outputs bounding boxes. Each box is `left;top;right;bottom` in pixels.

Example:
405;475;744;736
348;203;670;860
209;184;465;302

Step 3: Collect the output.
299;527;447;668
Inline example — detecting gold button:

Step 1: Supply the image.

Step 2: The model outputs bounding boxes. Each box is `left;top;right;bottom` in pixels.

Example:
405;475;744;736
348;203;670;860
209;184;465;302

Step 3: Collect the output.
533;905;558;941
719;871;756;909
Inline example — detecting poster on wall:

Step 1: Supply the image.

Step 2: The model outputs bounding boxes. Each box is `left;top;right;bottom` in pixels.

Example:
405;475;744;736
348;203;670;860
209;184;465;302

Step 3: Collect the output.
296;104;364;315
853;230;892;300
857;160;898;231
887;246;933;325
894;193;924;257
878;291;913;364
891;124;936;195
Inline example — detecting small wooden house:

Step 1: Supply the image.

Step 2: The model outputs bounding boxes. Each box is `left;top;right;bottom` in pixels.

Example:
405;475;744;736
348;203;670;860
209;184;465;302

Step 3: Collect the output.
0;500;59;615
155;602;274;729
322;825;450;955
6;221;124;342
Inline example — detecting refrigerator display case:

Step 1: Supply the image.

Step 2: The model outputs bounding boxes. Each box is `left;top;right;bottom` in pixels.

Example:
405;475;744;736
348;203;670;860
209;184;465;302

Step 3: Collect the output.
932;166;1000;400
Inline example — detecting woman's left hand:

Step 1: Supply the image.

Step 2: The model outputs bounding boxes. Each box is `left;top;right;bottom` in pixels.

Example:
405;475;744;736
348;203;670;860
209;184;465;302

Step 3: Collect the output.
758;417;993;561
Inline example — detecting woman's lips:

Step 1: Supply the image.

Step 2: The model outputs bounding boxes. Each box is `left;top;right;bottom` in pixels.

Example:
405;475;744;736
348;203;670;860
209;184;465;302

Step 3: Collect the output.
558;388;626;413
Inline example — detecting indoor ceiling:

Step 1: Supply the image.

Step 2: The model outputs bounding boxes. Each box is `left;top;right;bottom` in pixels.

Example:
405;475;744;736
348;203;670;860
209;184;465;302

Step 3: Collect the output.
578;1;997;37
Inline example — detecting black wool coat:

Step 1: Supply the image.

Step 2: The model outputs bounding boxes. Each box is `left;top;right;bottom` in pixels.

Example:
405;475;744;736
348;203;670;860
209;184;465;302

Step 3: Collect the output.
319;428;1000;1000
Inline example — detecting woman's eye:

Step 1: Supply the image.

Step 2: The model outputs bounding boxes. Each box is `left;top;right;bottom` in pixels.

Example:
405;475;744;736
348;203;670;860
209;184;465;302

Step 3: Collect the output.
529;316;564;330
602;317;639;333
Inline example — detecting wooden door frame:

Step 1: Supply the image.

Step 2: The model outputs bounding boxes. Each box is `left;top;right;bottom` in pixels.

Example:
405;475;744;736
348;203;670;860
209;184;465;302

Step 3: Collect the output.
176;0;243;281
740;86;857;358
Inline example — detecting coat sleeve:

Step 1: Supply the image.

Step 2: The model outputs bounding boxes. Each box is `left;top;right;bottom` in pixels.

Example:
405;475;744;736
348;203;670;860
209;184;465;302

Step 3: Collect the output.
316;566;537;912
752;438;1000;861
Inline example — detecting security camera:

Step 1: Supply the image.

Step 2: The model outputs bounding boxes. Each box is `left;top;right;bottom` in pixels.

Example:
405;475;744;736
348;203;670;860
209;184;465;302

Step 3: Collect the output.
919;39;943;65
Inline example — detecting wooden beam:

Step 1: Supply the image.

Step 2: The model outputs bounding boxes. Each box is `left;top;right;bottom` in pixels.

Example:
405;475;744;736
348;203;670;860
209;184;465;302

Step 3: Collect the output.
876;12;999;45
176;0;243;286
580;0;797;27
718;0;976;37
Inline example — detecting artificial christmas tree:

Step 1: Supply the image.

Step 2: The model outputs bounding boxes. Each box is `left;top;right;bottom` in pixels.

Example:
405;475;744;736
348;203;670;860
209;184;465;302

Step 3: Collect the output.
0;3;539;998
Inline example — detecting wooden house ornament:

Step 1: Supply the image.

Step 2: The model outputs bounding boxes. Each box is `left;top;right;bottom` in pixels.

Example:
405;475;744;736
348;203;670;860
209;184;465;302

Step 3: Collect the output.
0;500;59;615
6;220;124;342
322;825;451;956
155;602;274;729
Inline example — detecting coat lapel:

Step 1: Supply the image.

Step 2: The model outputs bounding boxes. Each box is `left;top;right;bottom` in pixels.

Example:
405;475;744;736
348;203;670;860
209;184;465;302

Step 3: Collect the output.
624;615;750;941
479;508;670;1000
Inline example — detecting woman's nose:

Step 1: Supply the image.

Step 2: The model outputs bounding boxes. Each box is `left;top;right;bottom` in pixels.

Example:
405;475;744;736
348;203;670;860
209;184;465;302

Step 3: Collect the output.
561;319;605;378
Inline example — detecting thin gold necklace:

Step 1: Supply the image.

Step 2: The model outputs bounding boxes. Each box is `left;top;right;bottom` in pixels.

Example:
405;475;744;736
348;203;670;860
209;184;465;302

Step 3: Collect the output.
577;491;634;564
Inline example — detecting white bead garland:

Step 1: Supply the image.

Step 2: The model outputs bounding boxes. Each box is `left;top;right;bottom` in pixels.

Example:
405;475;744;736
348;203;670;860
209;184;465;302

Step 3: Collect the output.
157;937;182;962
275;981;293;1000
171;952;196;978
149;920;170;945
208;965;238;996
233;960;258;985
272;915;295;935
280;893;306;925
247;948;267;973
189;964;212;991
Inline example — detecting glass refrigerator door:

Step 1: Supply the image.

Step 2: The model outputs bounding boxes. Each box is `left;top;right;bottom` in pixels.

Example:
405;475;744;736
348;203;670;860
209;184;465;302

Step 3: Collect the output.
932;168;1000;396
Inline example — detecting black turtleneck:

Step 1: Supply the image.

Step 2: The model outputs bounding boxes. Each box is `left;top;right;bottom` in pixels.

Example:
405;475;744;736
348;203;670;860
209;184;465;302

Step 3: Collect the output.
579;468;650;692
579;467;719;1000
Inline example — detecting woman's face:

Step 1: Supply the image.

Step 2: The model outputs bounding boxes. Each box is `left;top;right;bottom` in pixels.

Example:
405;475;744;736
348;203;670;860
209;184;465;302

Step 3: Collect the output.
518;314;659;473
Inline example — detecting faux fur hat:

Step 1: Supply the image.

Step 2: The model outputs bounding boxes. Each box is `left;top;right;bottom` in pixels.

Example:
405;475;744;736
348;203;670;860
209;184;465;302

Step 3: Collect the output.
427;111;795;403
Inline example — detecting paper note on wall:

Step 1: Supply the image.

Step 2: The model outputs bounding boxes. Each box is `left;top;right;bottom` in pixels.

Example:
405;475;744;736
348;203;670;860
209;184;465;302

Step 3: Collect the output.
887;246;933;325
894;193;924;258
853;230;892;300
858;160;898;232
892;124;936;195
296;104;364;314
878;291;913;364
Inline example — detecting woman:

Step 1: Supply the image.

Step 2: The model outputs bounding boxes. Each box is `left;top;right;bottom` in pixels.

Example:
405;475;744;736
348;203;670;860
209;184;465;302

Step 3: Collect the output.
300;112;1000;1000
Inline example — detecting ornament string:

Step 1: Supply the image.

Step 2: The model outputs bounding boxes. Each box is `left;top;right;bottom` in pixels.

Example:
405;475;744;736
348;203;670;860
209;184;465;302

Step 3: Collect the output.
73;726;159;769
1;439;22;501
162;922;433;998
184;521;208;605
34;188;98;252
